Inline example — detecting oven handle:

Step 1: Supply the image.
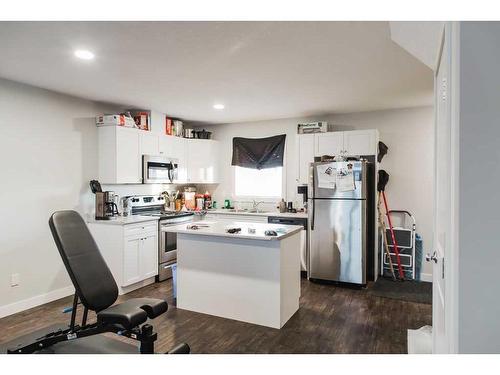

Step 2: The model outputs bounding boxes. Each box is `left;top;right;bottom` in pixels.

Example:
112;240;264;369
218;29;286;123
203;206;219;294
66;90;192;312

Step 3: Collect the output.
160;221;193;231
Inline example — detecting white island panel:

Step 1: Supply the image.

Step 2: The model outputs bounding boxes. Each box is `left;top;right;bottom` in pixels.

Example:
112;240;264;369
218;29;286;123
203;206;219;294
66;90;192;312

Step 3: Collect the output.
176;230;301;329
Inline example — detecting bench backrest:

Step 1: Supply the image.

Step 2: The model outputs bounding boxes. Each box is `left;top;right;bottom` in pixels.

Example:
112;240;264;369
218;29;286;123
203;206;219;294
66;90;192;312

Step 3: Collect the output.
49;210;118;312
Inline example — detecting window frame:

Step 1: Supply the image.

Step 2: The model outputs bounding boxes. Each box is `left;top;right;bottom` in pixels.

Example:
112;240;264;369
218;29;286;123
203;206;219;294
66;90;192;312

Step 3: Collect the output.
231;162;287;202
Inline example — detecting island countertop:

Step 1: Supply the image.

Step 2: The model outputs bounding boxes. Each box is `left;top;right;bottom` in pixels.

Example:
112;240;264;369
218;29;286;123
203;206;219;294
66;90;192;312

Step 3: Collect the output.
164;220;303;241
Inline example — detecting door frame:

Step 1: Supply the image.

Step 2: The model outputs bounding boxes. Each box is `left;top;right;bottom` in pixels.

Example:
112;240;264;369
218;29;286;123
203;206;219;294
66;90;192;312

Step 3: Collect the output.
432;21;460;354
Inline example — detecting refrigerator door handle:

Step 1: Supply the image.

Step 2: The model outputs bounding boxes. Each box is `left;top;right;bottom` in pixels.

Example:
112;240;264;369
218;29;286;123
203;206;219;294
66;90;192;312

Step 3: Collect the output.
311;199;315;230
310;163;315;230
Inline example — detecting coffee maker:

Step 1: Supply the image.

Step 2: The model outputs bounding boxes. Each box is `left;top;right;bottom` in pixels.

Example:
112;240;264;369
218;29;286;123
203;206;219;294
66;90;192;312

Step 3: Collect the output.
90;180;119;220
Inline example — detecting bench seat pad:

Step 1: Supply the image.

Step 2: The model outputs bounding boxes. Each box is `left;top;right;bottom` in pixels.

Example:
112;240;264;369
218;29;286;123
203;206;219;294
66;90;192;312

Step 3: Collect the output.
97;298;168;330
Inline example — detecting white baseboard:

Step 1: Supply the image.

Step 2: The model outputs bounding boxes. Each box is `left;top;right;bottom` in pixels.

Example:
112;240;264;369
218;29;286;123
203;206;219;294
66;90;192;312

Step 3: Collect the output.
0;285;74;319
420;273;433;283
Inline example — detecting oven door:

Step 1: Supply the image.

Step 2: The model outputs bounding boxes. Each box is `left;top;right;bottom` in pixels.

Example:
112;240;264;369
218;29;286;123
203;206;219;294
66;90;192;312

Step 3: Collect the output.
159;216;193;264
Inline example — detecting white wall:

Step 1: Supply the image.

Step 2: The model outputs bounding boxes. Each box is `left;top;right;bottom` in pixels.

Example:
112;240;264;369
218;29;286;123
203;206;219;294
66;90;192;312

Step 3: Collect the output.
205;106;434;278
457;22;500;353
0;80;217;316
0;78;122;317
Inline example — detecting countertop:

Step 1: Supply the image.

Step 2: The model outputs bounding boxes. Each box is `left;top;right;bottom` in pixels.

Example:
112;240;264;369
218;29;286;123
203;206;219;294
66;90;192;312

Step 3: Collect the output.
86;215;159;226
205;209;308;219
164;221;303;241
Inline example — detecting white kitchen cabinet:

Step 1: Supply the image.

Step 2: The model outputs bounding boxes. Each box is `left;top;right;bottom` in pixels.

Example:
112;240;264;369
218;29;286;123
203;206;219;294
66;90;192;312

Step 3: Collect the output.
315;130;378;157
140;131;160;156
141;233;159;279
123;236;142;286
316;132;344;156
123;233;158;287
88;220;158;294
343;130;378;156
97;126;220;185
123;224;158;287
159;136;188;182
98;126;142;184
187;139;219;183
297;134;315;184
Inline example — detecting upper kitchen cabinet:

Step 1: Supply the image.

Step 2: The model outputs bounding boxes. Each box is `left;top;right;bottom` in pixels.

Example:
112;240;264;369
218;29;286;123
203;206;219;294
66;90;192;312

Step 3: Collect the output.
186;139;219;183
140;131;160;156
159;135;188;182
316;132;344;156
297;134;315;184
159;135;186;159
297;130;379;184
342;130;378;156
98;126;142;184
315;130;379;157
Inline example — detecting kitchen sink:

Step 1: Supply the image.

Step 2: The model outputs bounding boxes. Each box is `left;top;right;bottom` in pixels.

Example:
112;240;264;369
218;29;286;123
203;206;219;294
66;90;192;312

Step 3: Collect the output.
224;209;269;214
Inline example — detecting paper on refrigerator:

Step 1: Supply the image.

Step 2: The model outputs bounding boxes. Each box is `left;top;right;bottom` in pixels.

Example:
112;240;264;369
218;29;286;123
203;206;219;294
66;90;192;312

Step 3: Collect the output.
316;163;336;189
336;169;356;192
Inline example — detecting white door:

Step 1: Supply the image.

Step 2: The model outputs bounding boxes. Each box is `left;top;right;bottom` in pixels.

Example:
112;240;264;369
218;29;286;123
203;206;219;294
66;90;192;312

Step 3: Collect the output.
160;136;188;182
204;140;218;183
187;139;209;183
173;138;188;183
116;127;141;184
123;236;141;286
297;134;315;184
316;132;344;156
140;132;159;155
343;130;377;156
140;234;158;279
432;28;451;353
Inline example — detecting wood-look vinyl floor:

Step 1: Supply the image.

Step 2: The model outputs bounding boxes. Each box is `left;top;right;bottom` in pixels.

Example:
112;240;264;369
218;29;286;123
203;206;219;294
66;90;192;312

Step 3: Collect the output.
0;278;431;354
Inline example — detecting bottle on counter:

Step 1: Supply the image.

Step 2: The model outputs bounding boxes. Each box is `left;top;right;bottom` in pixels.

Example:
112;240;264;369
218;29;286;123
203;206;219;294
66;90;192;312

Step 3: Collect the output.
175;198;182;211
279;198;287;213
195;194;205;211
204;191;212;210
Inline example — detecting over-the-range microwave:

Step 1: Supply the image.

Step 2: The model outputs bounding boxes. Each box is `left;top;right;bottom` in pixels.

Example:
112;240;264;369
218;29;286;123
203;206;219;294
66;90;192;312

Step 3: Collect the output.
142;155;179;184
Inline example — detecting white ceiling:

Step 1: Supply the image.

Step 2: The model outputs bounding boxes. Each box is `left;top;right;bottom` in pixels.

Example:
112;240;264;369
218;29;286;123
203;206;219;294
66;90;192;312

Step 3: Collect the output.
0;21;433;124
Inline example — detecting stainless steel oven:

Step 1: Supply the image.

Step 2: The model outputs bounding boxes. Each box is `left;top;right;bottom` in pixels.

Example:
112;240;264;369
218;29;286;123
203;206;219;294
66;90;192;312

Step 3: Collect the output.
158;214;193;281
142;155;179;184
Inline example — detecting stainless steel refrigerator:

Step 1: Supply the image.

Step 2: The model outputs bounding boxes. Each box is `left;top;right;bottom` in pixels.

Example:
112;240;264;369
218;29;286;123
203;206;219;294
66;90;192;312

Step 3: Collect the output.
308;160;371;285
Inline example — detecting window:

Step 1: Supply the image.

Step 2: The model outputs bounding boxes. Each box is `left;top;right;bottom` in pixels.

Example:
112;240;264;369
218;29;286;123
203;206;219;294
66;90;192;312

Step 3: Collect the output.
234;166;282;198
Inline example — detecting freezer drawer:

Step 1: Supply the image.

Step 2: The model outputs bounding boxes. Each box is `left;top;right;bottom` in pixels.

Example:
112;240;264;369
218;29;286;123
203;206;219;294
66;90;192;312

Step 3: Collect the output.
308;198;366;284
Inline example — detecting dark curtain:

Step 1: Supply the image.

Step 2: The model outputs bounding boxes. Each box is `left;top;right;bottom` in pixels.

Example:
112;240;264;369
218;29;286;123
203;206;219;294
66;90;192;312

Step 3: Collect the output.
231;134;286;170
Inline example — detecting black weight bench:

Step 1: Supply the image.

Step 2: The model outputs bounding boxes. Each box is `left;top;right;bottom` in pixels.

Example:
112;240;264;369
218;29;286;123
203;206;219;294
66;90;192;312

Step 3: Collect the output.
6;210;189;354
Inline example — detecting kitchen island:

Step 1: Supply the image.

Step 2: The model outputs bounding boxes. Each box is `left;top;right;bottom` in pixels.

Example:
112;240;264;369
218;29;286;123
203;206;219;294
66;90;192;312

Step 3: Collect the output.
166;221;303;329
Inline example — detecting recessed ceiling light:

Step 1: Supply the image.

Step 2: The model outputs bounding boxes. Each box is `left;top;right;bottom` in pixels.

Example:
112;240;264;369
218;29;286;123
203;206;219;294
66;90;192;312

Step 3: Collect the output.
74;49;95;60
213;104;225;110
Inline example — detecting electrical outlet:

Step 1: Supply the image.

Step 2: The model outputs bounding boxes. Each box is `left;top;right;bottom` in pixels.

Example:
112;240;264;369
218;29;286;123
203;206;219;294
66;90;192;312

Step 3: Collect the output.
11;273;20;287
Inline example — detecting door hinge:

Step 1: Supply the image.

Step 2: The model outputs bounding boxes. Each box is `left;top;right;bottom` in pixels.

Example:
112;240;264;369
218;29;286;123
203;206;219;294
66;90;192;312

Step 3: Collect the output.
442;257;445;279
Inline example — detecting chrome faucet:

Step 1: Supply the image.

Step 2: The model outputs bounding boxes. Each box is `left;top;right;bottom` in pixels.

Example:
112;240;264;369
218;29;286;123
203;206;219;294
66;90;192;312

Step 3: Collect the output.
252;200;265;212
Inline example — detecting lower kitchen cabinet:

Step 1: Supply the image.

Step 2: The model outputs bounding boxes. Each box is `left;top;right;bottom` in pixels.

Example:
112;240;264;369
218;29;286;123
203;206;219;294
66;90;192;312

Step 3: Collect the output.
123;232;158;286
88;220;159;294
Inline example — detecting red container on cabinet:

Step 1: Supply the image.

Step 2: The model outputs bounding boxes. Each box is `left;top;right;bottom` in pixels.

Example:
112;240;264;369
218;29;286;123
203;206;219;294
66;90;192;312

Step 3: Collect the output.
165;117;173;135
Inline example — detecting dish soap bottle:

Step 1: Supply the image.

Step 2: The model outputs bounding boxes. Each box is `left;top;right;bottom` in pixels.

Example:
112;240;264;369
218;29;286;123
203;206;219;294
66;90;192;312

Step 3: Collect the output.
279;198;287;213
